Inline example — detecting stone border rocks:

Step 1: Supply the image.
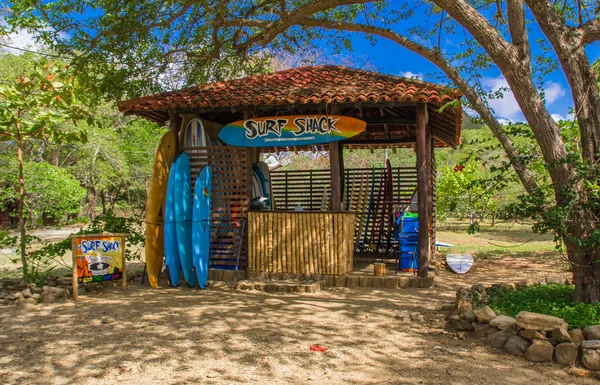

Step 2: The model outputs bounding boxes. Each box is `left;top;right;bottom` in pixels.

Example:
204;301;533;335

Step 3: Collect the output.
447;279;600;373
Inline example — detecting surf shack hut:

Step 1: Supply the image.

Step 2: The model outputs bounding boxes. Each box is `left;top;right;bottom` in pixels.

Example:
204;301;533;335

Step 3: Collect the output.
118;66;462;280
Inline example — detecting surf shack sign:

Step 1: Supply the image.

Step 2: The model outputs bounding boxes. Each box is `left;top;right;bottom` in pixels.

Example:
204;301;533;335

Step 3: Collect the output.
218;115;366;147
70;233;128;300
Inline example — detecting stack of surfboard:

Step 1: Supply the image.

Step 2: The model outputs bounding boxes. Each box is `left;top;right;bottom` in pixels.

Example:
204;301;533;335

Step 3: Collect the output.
251;161;275;209
145;119;213;288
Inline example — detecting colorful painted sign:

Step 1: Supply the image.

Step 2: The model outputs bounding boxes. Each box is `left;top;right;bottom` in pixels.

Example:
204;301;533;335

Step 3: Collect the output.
73;235;125;283
218;115;366;147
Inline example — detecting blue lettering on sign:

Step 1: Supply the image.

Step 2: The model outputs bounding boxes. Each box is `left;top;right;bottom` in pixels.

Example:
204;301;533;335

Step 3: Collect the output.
79;239;120;254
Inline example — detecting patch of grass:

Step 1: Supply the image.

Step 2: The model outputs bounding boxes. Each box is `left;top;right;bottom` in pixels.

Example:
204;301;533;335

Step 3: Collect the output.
481;284;600;330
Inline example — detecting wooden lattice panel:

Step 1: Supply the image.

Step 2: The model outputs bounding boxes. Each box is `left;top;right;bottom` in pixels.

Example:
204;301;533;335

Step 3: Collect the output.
183;146;249;269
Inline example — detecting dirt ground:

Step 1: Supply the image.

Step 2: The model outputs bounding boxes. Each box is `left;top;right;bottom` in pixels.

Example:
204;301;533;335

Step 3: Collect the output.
0;253;594;385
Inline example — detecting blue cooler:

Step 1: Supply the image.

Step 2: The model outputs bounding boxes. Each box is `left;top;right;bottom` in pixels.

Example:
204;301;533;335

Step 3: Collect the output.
394;213;419;272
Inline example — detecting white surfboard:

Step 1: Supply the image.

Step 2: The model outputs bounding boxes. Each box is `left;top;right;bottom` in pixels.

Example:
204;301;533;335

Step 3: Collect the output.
184;118;209;147
446;254;474;274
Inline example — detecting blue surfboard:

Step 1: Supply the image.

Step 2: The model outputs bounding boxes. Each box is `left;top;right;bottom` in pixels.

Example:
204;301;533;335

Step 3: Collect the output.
193;166;211;288
174;153;197;287
164;157;181;286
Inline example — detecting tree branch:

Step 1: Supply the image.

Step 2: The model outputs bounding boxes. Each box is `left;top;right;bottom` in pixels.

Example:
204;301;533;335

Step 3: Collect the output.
580;18;600;44
506;0;531;64
299;17;539;193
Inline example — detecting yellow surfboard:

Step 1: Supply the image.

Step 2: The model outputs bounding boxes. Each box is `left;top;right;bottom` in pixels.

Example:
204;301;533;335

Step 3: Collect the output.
145;131;177;287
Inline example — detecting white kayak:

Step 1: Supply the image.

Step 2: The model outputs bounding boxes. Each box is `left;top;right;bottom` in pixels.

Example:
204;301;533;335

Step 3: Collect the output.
446;254;474;274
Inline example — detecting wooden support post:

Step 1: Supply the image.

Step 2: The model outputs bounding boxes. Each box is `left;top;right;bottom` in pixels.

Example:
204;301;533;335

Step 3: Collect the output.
426;126;434;260
330;142;342;212
169;109;180;153
416;103;430;278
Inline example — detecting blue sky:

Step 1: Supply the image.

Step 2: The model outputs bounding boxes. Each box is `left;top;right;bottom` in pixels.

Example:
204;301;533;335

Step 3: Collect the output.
337;10;600;124
3;6;599;125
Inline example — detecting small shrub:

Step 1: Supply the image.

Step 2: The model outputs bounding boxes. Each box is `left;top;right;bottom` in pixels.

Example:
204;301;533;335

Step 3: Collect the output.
481;284;600;330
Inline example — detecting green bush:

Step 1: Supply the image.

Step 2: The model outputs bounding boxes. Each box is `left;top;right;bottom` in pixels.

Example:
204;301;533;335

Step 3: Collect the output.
482;284;600;330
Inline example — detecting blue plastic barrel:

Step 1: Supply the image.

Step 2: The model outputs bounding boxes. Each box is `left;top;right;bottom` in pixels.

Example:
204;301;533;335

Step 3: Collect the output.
397;214;419;272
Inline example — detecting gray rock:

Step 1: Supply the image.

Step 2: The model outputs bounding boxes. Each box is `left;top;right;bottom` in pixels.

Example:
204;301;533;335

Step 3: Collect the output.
21;288;32;298
474;324;499;339
545;277;566;285
581;340;600;349
471;284;486;293
569;329;585;344
488;330;514;349
490;315;516;331
32;293;40;300
504;335;531;356
40;287;68;304
473;306;496;323
583;325;600;340
449;317;475;331
515;311;568;331
551;327;572;343
463;311;477;323
500;283;516;291
0;291;10;299
582;346;600;370
520;329;548;341
554;342;578;366
394;312;411;323
13;292;25;302
517;279;536;287
410;312;424;322
523;339;553;362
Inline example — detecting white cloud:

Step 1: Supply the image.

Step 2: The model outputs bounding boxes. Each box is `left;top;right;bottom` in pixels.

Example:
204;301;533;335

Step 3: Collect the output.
480;75;568;123
551;113;564;122
481;76;523;122
399;71;424;80
544;81;566;104
1;29;41;54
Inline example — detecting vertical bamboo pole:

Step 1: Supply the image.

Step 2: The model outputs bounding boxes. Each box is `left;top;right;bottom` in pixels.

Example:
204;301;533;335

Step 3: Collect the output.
272;212;278;272
311;214;318;274
341;215;349;275
317;213;325;274
267;212;274;272
336;214;343;274
248;212;253;271
304;213;311;274
259;213;265;272
285;213;291;273
298;213;305;275
323;213;330;274
277;213;282;272
291;213;297;274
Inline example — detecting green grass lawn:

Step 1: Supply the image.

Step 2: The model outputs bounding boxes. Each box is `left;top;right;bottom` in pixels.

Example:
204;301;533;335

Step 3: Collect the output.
436;220;559;260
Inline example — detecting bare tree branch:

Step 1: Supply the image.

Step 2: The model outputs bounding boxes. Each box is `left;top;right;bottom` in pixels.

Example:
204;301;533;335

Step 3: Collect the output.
580;18;600;44
506;0;531;64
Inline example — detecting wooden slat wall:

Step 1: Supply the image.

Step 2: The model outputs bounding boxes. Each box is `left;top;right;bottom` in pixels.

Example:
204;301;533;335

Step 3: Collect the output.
248;211;355;275
183;146;248;269
271;167;418;253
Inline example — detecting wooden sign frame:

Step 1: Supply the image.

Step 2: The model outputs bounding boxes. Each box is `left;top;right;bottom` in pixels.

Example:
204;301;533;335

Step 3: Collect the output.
70;233;129;300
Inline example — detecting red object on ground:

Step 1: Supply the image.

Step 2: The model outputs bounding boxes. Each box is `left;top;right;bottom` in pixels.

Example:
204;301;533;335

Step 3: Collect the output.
310;345;327;352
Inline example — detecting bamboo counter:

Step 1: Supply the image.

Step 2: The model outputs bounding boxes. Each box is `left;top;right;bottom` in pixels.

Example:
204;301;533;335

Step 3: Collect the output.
248;211;355;275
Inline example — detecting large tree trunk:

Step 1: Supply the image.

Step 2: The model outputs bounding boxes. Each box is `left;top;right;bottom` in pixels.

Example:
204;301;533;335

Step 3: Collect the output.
566;209;600;302
16;134;28;283
524;0;600;163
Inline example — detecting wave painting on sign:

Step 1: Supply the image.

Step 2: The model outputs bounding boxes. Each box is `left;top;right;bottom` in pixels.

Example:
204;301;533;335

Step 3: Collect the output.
218;115;366;147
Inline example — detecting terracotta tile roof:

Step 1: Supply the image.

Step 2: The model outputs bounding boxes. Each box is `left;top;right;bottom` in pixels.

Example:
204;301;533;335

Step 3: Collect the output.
118;65;461;114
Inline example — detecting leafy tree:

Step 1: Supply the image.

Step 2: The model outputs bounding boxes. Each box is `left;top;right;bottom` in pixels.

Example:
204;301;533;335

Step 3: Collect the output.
0;59;89;282
6;0;600;300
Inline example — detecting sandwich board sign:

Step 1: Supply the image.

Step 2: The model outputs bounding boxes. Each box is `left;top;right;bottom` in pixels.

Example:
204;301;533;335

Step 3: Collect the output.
70;233;128;300
218;115;366;147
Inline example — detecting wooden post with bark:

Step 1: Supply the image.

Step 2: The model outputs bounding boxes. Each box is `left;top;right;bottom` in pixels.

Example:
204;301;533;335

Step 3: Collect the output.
416;103;430;278
330;142;343;212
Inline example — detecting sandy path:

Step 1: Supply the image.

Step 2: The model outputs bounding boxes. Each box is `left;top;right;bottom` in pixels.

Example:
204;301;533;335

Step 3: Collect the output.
0;256;590;385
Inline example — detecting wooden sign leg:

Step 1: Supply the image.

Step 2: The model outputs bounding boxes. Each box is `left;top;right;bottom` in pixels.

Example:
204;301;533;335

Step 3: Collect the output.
121;237;127;290
71;237;78;301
